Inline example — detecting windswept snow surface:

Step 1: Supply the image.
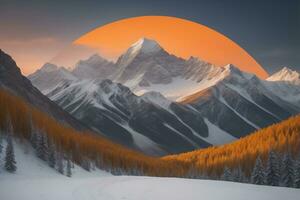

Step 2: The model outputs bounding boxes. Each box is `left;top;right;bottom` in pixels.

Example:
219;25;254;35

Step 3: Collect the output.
1;142;299;200
133;76;224;101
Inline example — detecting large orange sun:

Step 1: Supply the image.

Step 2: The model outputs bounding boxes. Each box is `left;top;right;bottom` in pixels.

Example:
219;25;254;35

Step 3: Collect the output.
58;16;268;78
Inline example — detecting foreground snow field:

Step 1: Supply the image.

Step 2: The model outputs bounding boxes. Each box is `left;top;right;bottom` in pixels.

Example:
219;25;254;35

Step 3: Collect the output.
0;143;299;200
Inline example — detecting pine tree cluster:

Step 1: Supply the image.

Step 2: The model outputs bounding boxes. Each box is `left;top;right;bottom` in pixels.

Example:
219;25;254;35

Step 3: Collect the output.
217;150;300;188
0;119;17;173
0;119;79;178
29;125;75;177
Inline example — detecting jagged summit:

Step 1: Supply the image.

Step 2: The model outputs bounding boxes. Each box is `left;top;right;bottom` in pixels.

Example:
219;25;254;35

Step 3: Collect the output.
222;64;243;76
186;56;210;65
40;63;59;72
224;64;241;72
267;67;299;82
72;53;116;80
78;53;108;64
28;62;76;92
130;37;162;54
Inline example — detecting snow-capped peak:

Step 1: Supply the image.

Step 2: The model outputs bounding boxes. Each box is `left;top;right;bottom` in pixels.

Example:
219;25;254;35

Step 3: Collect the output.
223;64;241;72
130;38;162;54
267;67;300;82
28;62;77;93
83;54;106;63
221;63;256;82
40;63;58;72
114;38;164;75
222;64;243;77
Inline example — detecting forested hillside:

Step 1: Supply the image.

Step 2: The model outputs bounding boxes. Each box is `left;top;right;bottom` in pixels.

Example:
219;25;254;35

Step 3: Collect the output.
164;115;300;187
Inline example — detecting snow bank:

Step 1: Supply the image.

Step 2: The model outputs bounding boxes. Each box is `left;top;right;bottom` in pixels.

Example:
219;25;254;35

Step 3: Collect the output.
0;142;299;200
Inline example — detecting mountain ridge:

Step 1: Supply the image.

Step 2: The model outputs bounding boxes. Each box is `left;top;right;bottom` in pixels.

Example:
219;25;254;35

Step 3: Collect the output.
0;49;86;131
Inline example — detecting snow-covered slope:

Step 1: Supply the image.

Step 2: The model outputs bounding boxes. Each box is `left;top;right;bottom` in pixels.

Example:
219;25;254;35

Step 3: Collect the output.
180;65;299;137
1;142;299;200
0;141;110;179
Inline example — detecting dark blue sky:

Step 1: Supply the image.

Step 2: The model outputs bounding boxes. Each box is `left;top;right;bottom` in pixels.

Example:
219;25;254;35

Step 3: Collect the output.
0;0;299;73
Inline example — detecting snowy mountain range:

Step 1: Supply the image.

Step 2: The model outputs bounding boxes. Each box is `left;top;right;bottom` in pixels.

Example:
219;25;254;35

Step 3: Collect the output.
28;39;300;155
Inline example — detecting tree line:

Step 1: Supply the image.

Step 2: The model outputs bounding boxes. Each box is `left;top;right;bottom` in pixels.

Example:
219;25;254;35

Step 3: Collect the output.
165;115;300;188
216;150;300;188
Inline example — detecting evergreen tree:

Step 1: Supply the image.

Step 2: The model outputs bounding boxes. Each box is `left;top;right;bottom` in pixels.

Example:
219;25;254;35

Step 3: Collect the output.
232;167;246;183
30;131;38;149
251;156;265;185
281;152;294;187
0;133;3;154
66;159;72;177
186;165;200;179
4;134;17;173
48;142;56;168
294;154;300;188
0;138;2;170
36;133;48;161
29;118;38;149
82;158;91;172
266;151;280;186
0;133;3;166
57;151;64;175
221;166;232;181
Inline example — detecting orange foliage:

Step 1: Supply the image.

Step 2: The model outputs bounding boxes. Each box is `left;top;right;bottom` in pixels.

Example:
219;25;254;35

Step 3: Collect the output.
164;114;300;177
